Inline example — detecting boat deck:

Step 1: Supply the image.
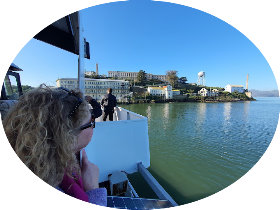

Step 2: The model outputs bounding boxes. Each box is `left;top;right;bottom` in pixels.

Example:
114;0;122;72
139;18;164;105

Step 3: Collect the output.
107;196;173;209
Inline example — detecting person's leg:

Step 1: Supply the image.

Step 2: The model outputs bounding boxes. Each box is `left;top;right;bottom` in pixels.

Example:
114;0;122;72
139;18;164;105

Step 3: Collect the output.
109;111;114;121
103;111;108;121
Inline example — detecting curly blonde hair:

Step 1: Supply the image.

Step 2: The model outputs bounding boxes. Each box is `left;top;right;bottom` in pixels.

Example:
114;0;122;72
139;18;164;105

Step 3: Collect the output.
3;85;90;187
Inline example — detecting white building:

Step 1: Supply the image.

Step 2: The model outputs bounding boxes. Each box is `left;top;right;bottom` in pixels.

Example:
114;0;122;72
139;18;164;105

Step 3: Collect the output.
85;71;97;77
211;89;219;96
147;85;173;99
172;89;181;96
146;73;167;82
108;71;138;81
56;78;130;101
225;84;244;93
198;88;219;97
198;88;208;97
108;71;167;82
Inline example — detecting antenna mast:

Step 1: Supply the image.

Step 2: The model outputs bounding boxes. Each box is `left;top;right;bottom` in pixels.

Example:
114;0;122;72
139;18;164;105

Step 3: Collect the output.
246;74;249;90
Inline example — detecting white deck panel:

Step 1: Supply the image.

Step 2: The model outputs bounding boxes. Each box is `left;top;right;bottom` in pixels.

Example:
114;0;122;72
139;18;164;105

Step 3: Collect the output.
85;107;150;183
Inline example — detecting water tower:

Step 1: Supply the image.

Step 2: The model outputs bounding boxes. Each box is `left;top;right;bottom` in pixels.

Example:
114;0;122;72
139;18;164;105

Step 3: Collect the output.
197;71;206;86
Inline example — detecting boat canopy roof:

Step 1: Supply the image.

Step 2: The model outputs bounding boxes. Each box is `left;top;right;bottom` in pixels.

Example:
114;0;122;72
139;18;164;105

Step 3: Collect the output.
34;12;90;59
9;63;23;71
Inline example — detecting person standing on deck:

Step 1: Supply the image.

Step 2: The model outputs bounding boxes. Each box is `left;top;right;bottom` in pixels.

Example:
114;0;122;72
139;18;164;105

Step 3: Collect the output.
101;88;117;121
85;95;102;119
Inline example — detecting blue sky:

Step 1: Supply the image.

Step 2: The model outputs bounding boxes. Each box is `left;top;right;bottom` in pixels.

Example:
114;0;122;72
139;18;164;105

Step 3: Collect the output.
13;0;277;90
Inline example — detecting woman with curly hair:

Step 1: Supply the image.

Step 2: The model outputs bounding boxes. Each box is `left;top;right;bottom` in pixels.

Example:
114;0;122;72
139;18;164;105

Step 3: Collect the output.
3;85;107;206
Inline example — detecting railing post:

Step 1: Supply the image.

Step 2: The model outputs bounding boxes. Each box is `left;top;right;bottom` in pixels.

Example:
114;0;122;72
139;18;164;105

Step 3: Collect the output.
127;111;130;120
115;107;120;121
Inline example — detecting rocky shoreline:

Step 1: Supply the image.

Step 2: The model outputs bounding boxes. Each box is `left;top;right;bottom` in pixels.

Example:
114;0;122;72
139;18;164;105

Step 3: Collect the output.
119;96;256;105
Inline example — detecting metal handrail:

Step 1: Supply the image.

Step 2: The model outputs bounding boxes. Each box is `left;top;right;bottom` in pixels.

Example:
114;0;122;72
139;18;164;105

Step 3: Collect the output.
137;162;178;207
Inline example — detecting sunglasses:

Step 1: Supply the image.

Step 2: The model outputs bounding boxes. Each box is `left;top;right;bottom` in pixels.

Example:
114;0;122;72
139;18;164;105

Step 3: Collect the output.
58;87;83;118
80;115;95;130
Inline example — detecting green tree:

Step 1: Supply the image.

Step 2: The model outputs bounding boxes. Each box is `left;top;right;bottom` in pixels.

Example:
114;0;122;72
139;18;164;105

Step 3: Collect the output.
22;85;34;93
137;70;146;85
166;70;179;88
178;76;187;84
187;89;194;94
12;85;34;94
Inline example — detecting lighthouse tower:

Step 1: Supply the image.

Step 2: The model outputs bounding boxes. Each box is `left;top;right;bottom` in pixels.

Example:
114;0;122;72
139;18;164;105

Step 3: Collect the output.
96;63;99;75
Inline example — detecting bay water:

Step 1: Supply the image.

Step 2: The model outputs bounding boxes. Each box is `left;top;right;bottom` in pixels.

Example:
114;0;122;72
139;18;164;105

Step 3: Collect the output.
122;97;280;204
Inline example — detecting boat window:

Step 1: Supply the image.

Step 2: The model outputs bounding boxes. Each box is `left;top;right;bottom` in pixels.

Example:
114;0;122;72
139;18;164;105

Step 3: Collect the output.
3;75;20;100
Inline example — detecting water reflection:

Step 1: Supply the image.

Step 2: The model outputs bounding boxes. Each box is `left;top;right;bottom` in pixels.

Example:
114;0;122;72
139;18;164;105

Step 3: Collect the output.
146;105;152;122
162;103;170;130
163;103;170;119
243;101;250;122
196;103;207;127
223;102;232;135
223;102;232;122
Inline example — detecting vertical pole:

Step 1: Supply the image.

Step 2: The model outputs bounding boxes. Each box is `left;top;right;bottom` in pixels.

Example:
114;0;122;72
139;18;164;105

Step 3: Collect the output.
78;12;85;96
203;75;205;86
246;74;249;90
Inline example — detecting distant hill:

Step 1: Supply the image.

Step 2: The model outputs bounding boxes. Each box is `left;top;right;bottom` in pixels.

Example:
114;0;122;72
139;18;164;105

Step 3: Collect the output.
250;89;279;97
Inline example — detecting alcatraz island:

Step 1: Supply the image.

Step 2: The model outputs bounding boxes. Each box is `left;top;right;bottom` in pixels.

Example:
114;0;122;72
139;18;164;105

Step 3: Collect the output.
56;66;255;104
18;65;255;104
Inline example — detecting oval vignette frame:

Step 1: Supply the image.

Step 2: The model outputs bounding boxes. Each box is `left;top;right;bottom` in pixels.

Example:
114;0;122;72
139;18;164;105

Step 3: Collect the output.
0;1;279;210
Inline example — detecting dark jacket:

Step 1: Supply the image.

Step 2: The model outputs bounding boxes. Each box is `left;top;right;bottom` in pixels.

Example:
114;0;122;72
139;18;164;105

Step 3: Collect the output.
101;93;117;112
88;98;102;118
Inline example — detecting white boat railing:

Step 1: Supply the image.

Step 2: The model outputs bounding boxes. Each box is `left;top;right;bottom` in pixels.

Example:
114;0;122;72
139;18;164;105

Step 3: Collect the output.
115;107;144;121
85;107;150;183
95;106;143;122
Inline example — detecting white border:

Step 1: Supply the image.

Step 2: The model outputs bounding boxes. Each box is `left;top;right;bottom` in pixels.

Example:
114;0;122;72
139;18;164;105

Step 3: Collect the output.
0;1;279;210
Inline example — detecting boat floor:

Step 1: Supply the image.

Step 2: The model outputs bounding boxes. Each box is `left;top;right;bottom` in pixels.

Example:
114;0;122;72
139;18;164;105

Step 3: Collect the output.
107;196;173;209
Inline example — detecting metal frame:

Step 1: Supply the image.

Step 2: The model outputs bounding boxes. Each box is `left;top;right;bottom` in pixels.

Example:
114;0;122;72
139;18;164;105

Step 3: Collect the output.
1;71;23;100
137;162;178;207
33;11;90;96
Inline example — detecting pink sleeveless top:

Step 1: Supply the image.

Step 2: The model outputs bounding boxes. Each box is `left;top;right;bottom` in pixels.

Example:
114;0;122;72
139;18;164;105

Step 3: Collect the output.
59;173;89;202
